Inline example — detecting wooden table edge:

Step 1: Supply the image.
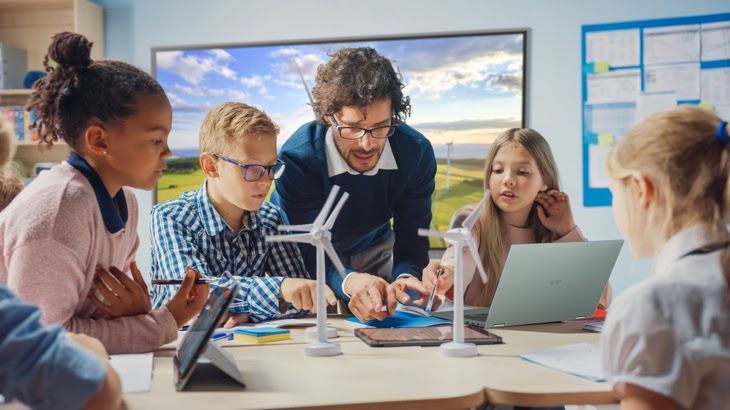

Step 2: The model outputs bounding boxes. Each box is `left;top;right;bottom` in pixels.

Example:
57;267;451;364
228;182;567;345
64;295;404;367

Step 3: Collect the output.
484;387;618;407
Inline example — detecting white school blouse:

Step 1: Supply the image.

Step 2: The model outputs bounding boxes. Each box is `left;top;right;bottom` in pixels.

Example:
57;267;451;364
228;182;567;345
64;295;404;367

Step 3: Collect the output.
601;225;730;409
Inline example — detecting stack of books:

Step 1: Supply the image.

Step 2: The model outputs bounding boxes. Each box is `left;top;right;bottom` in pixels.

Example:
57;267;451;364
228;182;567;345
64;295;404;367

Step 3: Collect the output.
232;327;290;344
0;106;36;141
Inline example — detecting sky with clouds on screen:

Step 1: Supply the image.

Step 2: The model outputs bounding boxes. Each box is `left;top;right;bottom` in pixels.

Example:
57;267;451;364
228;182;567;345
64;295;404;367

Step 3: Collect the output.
155;33;524;157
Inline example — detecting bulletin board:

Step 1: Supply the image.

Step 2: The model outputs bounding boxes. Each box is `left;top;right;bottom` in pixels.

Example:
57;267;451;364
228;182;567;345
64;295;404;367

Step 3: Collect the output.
582;13;730;207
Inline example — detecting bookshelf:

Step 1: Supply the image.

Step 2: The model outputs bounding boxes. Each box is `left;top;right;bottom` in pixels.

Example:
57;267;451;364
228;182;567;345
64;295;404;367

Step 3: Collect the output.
0;0;103;176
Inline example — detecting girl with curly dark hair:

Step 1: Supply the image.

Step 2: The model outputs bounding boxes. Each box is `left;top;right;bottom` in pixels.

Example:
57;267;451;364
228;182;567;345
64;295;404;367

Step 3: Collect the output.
0;32;209;354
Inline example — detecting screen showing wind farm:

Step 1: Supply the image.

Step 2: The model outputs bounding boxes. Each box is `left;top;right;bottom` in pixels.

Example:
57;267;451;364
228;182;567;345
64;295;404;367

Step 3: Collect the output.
153;31;526;247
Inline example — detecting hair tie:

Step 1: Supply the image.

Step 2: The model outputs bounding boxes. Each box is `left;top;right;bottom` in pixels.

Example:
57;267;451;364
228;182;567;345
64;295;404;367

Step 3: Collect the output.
717;120;729;145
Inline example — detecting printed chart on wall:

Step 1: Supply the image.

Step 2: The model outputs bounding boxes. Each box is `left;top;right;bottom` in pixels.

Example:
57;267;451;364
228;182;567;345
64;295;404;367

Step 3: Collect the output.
582;13;730;206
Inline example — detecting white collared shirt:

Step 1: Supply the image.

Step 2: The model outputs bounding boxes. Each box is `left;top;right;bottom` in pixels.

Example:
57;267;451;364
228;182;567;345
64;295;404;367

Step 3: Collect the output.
324;126;398;177
324;126;400;298
601;225;730;409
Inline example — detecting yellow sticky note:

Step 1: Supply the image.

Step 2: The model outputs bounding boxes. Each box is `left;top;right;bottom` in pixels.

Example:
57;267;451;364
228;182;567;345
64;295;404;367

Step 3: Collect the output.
598;133;614;146
594;61;609;73
698;102;715;112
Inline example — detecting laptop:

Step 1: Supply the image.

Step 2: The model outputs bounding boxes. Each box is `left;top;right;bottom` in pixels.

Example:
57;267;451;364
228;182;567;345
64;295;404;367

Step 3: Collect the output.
174;283;245;391
433;240;622;328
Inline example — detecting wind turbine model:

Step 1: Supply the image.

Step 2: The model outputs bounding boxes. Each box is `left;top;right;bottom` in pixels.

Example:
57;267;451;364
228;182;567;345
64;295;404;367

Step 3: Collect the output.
418;191;490;357
444;139;454;191
266;185;349;357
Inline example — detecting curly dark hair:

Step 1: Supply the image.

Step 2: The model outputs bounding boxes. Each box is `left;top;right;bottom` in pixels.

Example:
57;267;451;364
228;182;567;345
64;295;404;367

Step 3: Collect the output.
26;31;166;149
311;47;411;124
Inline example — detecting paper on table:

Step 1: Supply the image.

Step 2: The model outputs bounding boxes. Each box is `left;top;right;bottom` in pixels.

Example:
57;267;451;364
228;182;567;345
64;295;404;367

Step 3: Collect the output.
643;24;700;65
644;63;699;101
635;92;676;124
701;68;730;105
701;22;730;62
589;144;612;189
582;320;604;333
109;353;153;393
521;343;605;382
587;69;640;104
345;310;452;328
586;29;640;67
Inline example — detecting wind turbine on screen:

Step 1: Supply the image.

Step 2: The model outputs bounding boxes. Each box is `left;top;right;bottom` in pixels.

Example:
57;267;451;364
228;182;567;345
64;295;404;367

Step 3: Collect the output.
418;190;489;357
266;185;349;357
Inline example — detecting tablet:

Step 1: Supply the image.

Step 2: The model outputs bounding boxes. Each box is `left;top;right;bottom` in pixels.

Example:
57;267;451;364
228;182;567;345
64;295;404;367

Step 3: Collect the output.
355;325;502;347
174;283;240;391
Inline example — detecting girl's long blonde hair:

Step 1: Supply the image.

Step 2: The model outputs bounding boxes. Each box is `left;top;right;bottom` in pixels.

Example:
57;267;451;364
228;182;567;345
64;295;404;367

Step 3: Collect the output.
607;106;730;287
476;128;560;305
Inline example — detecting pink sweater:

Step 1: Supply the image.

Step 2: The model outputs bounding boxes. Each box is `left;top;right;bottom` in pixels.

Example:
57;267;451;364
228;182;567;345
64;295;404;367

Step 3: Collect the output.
0;162;177;353
441;205;612;307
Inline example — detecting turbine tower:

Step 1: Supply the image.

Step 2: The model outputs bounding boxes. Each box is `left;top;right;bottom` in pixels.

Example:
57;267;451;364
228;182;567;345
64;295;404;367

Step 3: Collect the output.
266;185;349;357
418;191;490;357
444;139;454;191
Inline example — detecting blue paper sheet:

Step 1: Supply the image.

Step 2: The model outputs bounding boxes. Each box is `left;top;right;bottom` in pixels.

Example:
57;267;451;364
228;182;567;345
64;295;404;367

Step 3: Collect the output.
346;310;452;328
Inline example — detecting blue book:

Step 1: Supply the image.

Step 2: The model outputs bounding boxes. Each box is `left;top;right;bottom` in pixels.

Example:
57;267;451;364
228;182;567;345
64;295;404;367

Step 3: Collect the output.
346;310;452;328
233;327;290;337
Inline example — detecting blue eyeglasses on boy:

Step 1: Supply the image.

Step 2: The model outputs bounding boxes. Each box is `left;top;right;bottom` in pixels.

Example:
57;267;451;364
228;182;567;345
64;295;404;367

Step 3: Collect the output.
214;154;286;182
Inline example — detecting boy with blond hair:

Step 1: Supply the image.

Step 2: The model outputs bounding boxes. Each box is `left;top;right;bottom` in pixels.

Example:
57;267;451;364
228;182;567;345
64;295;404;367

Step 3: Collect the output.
151;102;335;324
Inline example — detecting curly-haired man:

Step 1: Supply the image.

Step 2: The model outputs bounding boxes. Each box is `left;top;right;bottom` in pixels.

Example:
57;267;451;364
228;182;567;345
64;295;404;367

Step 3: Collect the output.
271;47;436;322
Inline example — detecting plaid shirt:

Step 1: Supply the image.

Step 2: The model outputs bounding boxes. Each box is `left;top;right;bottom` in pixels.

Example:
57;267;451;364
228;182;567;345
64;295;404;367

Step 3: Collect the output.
150;181;309;322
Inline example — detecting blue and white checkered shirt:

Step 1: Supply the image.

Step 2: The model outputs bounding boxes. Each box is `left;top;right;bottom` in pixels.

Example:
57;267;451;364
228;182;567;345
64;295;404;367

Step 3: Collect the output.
150;181;310;322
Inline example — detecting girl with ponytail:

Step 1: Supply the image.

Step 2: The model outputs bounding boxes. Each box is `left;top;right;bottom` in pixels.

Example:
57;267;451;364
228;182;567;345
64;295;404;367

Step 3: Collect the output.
601;106;730;409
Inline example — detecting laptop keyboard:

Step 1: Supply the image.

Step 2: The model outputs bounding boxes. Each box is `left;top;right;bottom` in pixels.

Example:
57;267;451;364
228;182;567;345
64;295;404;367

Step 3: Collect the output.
465;313;490;326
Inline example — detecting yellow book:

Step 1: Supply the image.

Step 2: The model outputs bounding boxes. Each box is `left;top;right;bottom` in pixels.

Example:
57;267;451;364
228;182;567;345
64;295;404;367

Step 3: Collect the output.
232;327;290;344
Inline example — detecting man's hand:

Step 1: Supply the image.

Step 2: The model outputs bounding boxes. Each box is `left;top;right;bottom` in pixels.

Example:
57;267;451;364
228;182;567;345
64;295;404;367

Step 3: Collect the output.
345;273;395;322
389;276;430;306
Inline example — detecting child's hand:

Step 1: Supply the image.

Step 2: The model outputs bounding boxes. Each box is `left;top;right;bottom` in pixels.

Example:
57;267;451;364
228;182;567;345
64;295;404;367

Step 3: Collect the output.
166;268;210;328
422;262;455;297
280;278;336;313
535;189;577;237
220;313;250;329
89;262;152;318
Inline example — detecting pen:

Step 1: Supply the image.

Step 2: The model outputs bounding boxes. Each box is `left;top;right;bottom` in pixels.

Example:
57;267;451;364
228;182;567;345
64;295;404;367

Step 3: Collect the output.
425;267;444;313
210;331;232;341
151;278;215;285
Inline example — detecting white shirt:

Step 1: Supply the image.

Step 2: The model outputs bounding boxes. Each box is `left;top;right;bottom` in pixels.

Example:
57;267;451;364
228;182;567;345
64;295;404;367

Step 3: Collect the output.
601;225;730;409
324;126;400;298
324;126;398;177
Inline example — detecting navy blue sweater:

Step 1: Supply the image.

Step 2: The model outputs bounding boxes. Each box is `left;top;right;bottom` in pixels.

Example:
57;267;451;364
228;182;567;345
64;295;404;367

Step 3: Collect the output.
271;121;436;301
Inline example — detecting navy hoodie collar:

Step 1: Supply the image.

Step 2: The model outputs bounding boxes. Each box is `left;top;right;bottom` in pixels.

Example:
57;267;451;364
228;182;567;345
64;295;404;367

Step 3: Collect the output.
67;152;128;233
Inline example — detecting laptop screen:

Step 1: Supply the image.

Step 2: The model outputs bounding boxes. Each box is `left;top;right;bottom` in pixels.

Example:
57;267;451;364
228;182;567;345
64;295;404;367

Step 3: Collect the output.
176;283;239;380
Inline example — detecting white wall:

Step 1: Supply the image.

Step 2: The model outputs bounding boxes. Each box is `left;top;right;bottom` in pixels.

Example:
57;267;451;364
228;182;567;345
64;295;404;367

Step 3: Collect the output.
97;0;730;294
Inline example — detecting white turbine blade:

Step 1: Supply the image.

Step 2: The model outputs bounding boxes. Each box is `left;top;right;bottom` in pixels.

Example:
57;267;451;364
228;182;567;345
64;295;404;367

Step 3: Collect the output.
324;192;349;230
313;186;340;229
322;240;346;276
265;233;313;244
462;190;490;230
417;228;447;239
466;238;488;283
277;224;313;232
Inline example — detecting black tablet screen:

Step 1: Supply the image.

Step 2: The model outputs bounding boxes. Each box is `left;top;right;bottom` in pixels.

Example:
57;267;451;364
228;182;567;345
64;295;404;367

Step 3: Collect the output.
176;284;238;380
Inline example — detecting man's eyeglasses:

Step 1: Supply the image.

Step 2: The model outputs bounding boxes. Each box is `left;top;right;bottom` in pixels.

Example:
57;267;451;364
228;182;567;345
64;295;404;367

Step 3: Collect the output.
214;154;286;182
330;114;399;140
